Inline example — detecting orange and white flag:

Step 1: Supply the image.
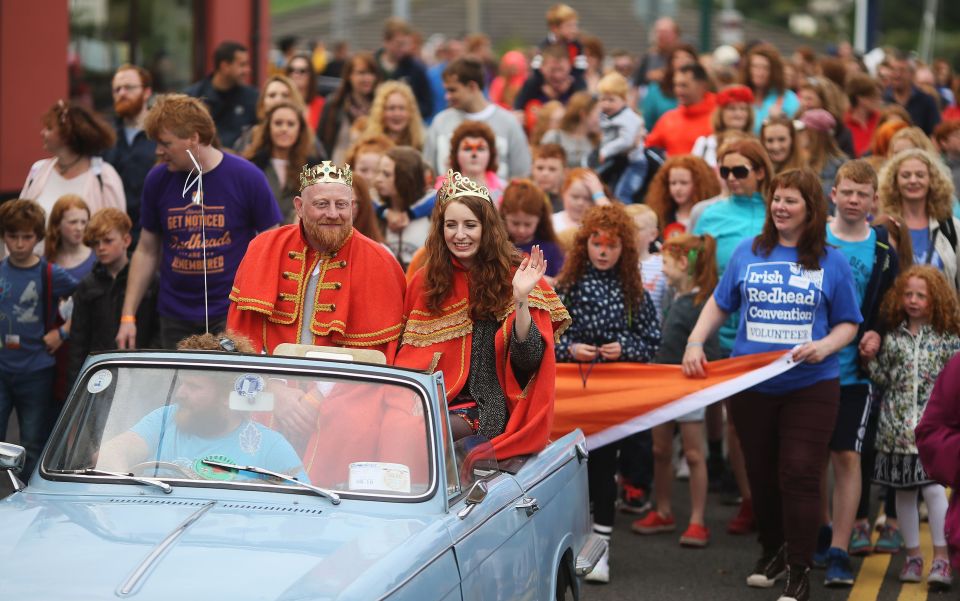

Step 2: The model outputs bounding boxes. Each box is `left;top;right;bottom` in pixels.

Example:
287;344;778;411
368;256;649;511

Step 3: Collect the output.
551;351;798;449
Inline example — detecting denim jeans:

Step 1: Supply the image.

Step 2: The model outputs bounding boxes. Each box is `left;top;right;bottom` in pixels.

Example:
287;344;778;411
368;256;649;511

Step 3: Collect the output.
0;367;56;478
613;156;649;203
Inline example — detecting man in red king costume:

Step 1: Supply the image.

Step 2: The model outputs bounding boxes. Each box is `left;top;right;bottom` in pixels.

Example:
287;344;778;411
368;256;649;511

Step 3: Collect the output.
227;161;405;357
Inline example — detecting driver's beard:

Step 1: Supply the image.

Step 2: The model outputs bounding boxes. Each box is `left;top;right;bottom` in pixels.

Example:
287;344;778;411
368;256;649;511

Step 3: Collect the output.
304;219;352;252
175;403;230;438
114;95;145;120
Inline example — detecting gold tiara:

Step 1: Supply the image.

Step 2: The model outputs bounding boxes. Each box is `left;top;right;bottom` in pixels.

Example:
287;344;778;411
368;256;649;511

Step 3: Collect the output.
299;161;353;191
437;170;491;205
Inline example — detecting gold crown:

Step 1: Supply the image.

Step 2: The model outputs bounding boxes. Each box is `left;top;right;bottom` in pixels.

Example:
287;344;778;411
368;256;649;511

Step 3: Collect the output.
299;161;353;191
437;170;491;205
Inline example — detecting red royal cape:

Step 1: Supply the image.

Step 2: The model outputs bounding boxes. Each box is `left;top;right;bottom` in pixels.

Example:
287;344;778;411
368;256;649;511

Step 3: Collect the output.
227;224;406;359
394;264;571;460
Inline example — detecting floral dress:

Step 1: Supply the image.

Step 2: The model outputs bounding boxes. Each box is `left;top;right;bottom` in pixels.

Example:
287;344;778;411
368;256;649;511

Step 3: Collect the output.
867;322;960;488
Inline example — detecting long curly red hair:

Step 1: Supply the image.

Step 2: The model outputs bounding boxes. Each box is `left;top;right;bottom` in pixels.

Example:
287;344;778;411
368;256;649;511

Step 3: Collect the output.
556;203;644;312
644;155;721;227
879;265;960;335
423;195;521;320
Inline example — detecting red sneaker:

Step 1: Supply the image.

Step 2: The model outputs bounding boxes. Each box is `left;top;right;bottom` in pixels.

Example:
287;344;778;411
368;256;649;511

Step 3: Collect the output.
632;511;676;534
727;498;756;535
680;523;710;547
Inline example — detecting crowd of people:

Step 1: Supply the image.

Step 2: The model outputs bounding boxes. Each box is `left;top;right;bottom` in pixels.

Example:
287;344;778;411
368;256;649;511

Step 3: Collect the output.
3;4;960;600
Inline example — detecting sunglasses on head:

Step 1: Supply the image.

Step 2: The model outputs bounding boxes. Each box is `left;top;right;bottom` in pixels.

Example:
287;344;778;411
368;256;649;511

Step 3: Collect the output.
461;141;488;153
719;165;752;180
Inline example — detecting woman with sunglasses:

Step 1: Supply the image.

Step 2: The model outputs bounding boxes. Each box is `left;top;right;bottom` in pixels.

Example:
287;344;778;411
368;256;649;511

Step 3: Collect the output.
285;53;324;131
683;168;862;600
690;137;773;537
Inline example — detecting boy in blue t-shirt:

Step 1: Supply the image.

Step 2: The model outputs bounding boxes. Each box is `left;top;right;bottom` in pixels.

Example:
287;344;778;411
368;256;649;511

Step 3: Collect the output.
0;199;78;477
818;160;898;584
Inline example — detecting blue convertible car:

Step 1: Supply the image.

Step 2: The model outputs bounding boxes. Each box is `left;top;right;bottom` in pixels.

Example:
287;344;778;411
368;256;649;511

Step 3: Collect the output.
0;346;603;600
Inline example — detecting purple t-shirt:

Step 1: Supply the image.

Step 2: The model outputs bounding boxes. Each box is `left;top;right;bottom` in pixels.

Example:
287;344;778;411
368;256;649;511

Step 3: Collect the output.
517;240;565;278
141;152;281;321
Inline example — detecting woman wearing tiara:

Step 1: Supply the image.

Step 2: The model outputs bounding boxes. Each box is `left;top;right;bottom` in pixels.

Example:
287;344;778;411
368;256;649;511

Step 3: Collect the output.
394;170;571;460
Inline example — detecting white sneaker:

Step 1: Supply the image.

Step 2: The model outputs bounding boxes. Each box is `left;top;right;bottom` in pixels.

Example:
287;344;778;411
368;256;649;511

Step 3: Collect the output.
675;457;690;480
585;548;610;584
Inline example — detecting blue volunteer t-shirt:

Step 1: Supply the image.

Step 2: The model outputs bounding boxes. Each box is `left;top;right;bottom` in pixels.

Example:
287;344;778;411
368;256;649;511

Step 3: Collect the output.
713;239;863;393
0;259;77;373
826;227;875;386
131;405;309;483
141;152;282;322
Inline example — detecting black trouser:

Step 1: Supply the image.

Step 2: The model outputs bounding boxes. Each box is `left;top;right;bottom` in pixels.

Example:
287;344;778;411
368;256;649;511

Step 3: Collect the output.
618;430;653;491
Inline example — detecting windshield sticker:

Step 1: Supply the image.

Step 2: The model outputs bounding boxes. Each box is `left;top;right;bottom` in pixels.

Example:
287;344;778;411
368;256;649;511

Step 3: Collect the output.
87;369;113;394
349;462;412;493
234;374;265;398
194;454;237;481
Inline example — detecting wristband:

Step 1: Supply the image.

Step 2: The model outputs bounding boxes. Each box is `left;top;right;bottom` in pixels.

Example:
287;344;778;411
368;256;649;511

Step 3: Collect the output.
686;341;704;348
58;326;69;341
591;191;605;201
120;315;136;324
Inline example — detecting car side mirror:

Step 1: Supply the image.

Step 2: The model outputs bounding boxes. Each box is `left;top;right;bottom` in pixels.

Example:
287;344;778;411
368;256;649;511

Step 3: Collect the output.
457;479;488;519
0;443;26;492
0;442;25;473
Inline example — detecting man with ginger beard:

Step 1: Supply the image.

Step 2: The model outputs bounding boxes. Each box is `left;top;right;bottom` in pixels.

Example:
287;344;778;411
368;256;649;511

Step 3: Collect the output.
104;64;156;245
227;161;406;359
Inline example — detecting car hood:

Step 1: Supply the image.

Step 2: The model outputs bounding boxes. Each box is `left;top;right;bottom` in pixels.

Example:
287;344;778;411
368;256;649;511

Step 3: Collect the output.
0;491;448;600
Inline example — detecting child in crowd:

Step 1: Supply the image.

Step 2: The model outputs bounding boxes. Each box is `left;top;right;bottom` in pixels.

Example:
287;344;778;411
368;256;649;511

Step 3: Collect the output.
374;146;435;270
643;155;722;236
447;120;505;204
67;209;159;386
862;265;960;590
595;72;646;201
624;204;667;319
531;143;568;213
816;160;899;586
555;203;661;583
633;233;720;547
43;194;94;404
0;199;77;477
552;168;610;241
499;178;565;284
345;134;396;201
44;195;94;281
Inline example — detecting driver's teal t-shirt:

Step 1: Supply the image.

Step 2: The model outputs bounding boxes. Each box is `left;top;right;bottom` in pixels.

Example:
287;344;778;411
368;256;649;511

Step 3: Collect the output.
131;406;309;483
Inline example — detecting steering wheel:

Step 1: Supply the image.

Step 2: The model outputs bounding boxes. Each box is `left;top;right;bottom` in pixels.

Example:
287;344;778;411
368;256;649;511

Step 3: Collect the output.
129;460;194;479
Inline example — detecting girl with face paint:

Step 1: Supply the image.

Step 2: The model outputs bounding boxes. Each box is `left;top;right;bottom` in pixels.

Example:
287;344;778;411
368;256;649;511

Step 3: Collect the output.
554;203;662;583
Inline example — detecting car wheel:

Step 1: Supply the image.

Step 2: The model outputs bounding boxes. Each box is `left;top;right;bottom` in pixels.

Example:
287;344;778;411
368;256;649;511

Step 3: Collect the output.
555;561;574;601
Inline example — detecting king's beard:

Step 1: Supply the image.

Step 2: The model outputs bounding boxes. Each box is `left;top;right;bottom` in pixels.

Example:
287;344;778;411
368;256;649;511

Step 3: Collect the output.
304;219;352;252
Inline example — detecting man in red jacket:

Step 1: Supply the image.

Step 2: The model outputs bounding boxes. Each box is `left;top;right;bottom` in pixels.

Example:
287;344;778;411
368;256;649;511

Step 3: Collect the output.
645;63;716;157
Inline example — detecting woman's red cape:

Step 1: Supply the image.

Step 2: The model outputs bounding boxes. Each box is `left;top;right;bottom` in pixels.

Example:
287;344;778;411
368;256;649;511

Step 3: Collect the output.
394;263;570;461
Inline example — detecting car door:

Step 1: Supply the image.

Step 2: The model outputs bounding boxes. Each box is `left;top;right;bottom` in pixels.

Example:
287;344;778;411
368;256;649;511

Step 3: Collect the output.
444;472;539;601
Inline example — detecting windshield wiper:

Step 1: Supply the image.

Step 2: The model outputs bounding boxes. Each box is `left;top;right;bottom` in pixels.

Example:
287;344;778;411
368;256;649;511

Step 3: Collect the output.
200;459;340;504
62;468;173;494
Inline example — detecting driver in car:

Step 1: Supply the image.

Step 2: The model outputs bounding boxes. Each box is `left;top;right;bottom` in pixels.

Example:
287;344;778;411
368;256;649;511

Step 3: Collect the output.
99;333;309;483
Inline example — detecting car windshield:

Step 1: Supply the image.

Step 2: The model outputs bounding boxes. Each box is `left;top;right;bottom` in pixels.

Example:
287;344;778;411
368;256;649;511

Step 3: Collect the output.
43;363;433;499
